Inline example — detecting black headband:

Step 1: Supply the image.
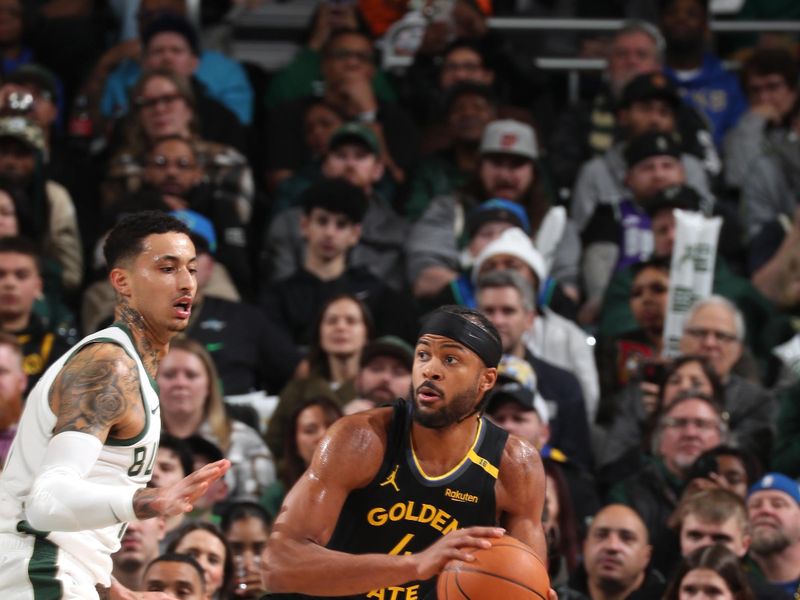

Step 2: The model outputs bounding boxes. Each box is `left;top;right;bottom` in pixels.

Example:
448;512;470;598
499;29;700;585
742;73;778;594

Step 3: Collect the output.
419;311;502;368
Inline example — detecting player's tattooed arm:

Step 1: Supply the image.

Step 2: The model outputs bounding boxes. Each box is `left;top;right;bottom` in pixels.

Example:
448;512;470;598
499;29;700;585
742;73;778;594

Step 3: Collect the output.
49;343;141;442
132;487;160;519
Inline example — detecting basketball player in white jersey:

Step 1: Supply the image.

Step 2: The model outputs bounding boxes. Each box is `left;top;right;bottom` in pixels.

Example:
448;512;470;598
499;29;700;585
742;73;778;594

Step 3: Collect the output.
0;211;230;599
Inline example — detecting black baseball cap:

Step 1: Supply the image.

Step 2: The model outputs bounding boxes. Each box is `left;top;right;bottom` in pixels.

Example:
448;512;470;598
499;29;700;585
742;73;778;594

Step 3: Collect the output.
485;377;549;424
360;336;414;371
142;13;200;55
644;184;702;217
625;132;681;168
619;72;681;112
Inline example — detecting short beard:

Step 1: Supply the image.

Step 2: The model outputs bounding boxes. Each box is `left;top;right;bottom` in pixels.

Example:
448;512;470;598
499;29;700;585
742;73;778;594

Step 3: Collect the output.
411;382;479;429
595;576;629;595
750;529;791;556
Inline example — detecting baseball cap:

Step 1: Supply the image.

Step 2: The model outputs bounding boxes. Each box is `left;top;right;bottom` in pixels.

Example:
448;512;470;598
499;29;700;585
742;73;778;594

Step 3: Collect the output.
6;64;58;101
624;132;681;168
619;72;681;112
748;473;800;505
0;116;46;155
486;369;549;425
360;336;414;371
142;12;200;55
471;227;548;289
480;119;538;161
328;122;380;156
466;199;531;238
644;184;702;218
170;209;217;254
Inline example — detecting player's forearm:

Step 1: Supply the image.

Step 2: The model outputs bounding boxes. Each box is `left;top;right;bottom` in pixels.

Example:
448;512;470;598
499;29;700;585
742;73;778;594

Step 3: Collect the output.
262;537;419;595
26;432;137;531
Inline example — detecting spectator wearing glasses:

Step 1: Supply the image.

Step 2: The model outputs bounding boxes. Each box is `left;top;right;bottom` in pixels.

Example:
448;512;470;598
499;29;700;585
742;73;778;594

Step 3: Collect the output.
678;296;775;465
265;2;398;110
266;28;419;189
93;3;253;127
136;135;251;296
609;390;729;575
104;69;254;230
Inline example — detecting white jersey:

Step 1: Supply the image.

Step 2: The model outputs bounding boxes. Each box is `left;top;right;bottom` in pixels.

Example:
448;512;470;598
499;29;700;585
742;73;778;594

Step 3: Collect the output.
0;325;161;585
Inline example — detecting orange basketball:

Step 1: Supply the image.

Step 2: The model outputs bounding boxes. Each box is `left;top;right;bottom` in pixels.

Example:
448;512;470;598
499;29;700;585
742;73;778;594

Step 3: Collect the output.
437;534;550;600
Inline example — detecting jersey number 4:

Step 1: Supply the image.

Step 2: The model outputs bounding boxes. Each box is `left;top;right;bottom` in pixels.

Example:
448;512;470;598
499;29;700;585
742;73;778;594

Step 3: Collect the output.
128;445;157;477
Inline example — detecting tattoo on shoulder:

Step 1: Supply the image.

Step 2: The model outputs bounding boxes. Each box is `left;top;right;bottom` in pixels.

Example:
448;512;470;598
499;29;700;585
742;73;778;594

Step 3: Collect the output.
50;344;140;438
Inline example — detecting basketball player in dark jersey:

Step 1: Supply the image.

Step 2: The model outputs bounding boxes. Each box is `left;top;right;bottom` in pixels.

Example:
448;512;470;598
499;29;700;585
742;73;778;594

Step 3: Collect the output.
262;305;555;600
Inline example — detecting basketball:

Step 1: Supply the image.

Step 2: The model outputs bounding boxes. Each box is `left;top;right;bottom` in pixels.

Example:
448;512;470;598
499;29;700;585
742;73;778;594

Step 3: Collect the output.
437;535;550;600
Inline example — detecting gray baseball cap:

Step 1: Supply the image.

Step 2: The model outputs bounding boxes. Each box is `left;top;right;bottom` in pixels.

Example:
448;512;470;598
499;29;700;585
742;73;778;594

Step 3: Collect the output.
479;119;538;160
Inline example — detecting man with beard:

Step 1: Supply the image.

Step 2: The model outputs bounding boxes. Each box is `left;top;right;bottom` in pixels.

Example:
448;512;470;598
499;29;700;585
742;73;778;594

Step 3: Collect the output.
556;504;662;600
348;336;413;413
261;305;555;600
140;134;251;297
609;391;727;575
746;473;800;597
408;118;581;302
659;0;746;147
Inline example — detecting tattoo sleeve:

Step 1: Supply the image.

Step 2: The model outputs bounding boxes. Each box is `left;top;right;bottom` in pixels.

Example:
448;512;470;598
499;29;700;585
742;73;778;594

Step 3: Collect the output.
132;486;161;519
50;344;139;439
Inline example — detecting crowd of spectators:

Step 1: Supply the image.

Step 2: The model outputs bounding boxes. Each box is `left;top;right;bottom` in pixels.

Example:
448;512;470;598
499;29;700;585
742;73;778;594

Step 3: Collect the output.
2;0;800;597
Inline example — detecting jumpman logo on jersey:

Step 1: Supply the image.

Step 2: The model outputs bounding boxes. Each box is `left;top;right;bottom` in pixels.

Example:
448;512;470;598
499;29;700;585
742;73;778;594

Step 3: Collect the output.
380;464;400;492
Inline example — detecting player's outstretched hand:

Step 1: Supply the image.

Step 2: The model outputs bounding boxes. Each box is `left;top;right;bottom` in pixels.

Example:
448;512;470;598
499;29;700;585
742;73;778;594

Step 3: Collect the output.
548;589;558;600
133;459;231;519
412;526;505;581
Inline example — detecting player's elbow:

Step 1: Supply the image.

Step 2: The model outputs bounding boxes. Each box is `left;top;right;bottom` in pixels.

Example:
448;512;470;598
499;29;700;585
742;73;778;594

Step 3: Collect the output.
26;476;80;532
261;537;299;593
261;548;289;592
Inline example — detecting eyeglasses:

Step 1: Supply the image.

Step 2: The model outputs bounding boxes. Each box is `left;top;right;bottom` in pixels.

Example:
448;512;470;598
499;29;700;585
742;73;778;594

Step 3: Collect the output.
147;155;197;171
661;416;722;432
684;327;739;344
326;49;374;64
135;93;184;110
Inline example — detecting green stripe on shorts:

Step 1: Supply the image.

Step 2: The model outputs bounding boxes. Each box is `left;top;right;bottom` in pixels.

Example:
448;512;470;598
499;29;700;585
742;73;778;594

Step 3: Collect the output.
29;536;62;600
21;525;62;600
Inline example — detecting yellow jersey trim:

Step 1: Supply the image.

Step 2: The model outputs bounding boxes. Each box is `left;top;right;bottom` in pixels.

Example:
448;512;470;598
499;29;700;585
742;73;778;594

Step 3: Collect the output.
467;449;499;479
411;418;483;481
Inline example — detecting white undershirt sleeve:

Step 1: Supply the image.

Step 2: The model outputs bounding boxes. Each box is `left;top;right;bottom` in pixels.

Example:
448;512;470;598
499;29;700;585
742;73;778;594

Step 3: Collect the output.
25;431;138;532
